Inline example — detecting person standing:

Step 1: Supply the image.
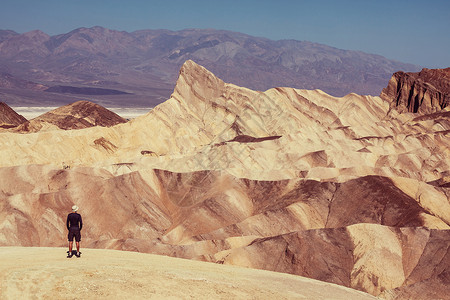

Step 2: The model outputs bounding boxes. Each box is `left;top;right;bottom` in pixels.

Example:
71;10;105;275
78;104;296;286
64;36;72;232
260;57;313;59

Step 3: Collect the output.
66;205;83;258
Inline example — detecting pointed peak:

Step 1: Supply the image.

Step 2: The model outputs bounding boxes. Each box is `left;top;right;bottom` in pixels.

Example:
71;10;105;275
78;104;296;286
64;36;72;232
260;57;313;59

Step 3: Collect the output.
23;30;50;39
173;60;225;102
177;60;224;86
179;60;216;77
77;26;108;34
172;60;225;102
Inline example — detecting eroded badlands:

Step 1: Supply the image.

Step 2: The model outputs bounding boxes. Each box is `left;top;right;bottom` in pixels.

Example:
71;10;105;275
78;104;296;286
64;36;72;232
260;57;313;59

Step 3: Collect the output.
0;61;449;299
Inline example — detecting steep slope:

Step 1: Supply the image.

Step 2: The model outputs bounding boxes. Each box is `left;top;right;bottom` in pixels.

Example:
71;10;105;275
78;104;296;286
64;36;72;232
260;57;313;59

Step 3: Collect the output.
0;102;27;128
14;100;127;132
381;68;450;113
221;225;450;299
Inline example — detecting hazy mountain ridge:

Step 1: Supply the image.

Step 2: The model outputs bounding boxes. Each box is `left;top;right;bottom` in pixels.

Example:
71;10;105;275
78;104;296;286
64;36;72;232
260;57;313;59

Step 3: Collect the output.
0;29;18;43
0;27;420;108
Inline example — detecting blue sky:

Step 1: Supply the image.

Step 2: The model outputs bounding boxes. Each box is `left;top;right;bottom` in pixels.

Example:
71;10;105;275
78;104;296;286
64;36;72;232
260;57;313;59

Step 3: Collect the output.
0;0;449;68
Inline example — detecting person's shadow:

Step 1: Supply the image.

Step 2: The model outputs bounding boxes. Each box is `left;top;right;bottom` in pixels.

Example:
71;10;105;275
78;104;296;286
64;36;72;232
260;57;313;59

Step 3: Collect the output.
66;250;82;257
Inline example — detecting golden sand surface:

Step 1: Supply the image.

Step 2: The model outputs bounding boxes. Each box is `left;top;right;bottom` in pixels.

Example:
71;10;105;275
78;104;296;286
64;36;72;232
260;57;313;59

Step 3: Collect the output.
0;247;376;300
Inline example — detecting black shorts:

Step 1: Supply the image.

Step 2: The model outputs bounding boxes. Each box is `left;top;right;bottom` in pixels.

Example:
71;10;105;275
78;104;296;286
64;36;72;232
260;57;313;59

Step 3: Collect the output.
68;228;81;242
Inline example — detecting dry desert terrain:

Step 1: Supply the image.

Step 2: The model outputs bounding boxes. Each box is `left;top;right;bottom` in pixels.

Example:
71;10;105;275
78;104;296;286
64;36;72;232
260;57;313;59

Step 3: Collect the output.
0;247;376;299
0;62;449;299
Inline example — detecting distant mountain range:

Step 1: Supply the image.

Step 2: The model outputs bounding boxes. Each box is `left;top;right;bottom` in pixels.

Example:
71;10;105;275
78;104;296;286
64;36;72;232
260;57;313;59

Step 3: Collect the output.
0;26;421;107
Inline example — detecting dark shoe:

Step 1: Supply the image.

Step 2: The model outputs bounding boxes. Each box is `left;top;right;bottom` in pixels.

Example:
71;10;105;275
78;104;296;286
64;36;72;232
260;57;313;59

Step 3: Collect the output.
75;252;81;258
67;253;73;258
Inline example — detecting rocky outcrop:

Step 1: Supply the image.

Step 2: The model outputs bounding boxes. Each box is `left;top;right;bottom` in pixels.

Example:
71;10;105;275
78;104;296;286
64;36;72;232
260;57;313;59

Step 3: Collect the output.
381;68;450;113
15;100;127;132
0;102;27;128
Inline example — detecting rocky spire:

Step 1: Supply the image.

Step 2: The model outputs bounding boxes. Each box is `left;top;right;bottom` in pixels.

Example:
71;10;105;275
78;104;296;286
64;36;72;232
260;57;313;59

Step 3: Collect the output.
381;68;450;113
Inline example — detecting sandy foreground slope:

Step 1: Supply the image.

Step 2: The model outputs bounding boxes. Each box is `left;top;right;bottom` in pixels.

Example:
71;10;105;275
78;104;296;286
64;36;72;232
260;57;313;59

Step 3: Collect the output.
0;247;376;300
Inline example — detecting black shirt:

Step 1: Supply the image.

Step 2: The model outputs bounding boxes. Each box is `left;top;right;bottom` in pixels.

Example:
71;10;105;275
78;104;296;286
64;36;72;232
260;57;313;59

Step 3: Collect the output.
66;212;83;230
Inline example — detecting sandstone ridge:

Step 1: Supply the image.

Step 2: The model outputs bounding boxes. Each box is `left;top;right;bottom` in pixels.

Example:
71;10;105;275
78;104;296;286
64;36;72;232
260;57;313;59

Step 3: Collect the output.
381;68;450;113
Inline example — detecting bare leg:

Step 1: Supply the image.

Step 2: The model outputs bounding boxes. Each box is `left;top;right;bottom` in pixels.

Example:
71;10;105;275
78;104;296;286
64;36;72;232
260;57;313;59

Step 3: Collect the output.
69;241;73;253
76;242;80;253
